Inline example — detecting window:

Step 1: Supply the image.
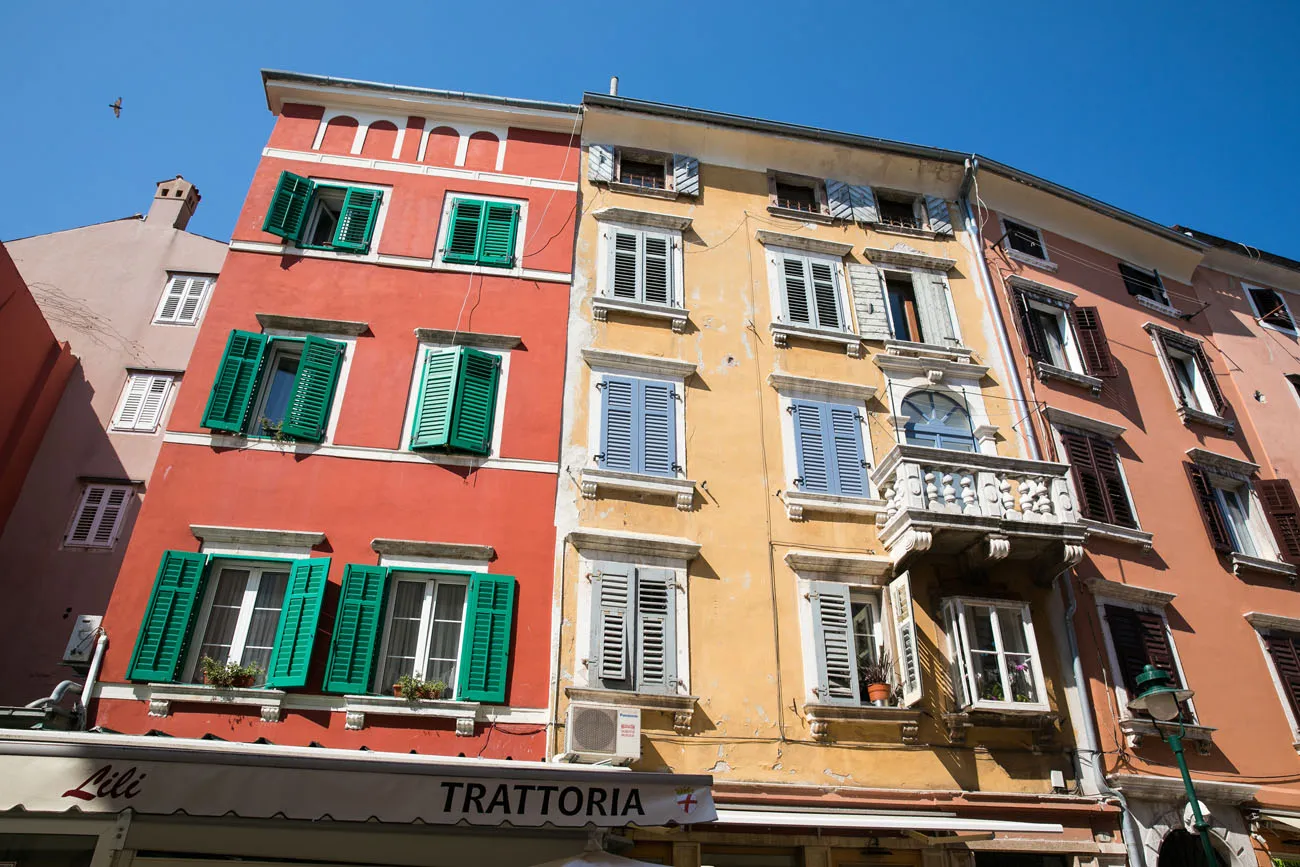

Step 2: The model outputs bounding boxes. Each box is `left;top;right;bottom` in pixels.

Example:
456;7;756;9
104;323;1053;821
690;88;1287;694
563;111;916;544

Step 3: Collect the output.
878;269;959;347
65;483;132;548
1289;374;1300;403
617;152;669;190
876;192;922;230
1170;350;1210;411
1101;602;1194;722
885;274;920;342
154;274;214;325
604;226;677;306
111;373;174;433
1245;284;1297;333
789;399;869;497
900;390;975;452
775;180;819;213
1258;479;1300;565
191;562;291;686
775;252;846;331
1186;463;1252;555
1148;326;1228;420
440;197;522;268
767;172;827;218
596;374;680;478
262;171;383;255
944;598;1047;711
587;145;700;197
200;330;346;443
588;562;679;695
405;346;503;455
1119;262;1171;307
1003;218;1048;261
1259;629;1300;731
376;572;468;693
1059;431;1137;528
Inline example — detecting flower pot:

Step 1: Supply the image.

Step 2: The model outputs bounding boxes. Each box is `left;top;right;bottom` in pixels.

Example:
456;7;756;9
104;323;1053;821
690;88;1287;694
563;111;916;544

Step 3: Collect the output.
392;684;405;698
231;674;255;689
420;687;443;700
866;682;892;704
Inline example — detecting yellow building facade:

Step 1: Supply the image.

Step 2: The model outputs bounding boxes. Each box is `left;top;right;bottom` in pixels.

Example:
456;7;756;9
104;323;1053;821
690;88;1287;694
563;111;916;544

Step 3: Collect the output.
551;95;1124;867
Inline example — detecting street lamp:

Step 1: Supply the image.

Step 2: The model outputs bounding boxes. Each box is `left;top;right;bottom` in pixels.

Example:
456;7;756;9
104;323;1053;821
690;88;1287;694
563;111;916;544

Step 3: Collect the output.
1127;664;1219;867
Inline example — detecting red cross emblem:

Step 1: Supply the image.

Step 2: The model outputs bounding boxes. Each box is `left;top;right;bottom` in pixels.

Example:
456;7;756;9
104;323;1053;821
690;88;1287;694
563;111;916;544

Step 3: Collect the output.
677;791;698;814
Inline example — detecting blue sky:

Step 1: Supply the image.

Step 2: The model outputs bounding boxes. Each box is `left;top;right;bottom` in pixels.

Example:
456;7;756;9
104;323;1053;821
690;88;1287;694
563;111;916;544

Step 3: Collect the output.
4;1;1298;255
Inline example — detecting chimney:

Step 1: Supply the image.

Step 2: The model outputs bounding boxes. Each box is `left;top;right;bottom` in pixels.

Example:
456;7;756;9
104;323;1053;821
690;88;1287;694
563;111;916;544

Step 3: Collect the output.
147;175;200;231
609;76;619;96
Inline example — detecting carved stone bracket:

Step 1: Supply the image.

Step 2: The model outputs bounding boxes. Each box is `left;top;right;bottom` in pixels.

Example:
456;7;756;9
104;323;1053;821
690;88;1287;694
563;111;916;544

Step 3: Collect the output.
344;710;366;731
804;703;923;744
144;684;285;722
810;718;830;742
456;718;476;737
1120;718;1216;755
788;502;805;522
673;709;694;736
340;695;480;733
986;534;1011;561
148;698;170;718
1063;543;1085;566
772;330;789;349
581;479;598;499
901;722;920;746
943;712;972;744
592;306;609;323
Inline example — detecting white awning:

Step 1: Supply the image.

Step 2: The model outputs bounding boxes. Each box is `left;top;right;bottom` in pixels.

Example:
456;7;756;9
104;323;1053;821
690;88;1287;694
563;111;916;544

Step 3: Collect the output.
713;808;1063;834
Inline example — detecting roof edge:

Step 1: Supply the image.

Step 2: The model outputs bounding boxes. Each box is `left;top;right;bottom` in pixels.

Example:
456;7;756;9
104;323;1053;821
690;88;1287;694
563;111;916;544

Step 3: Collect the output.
1174;225;1300;274
262;69;581;116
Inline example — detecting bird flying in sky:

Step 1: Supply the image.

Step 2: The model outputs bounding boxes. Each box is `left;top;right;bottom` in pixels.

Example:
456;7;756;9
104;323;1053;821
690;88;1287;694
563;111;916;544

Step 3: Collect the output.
109;97;121;118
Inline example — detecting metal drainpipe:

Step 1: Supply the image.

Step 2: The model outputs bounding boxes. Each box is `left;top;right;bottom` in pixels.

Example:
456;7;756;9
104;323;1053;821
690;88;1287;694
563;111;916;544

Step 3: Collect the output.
959;159;1147;867
80;632;108;731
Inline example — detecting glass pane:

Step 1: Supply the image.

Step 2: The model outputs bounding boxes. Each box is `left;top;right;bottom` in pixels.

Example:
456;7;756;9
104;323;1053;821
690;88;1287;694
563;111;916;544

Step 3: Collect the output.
195;569;249;674
308;197;341;246
1033;308;1066;368
851;600;878;679
1007;653;1039;703
970;651;1006;702
968;606;997;652
379;581;425;691
886;281;913;342
997;608;1030;654
259;354;301;428
426;583;467;690
1219;488;1257;556
1172;356;1203;410
241;570;289;684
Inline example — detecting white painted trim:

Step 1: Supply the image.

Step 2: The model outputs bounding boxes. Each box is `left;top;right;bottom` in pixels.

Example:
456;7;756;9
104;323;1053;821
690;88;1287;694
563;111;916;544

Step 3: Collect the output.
231;240;574;285
110;372;176;434
943;597;1050;713
998;215;1053;267
152;273;216;326
1243;280;1299;335
399;341;512;458
258;328;356;446
263;146;577;191
434;190;528;270
293;176;393;264
595;219;685;309
183;558;297;682
162;431;559;474
764;245;855;334
373;569;471;696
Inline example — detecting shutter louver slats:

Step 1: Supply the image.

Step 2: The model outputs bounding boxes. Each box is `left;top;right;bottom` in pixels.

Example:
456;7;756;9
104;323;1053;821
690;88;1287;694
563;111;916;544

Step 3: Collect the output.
847;263;891;341
924;196;953;235
265;557;331;688
177;277;209;323
792;401;830;493
639;380;677;477
636;568;676;694
1014;290;1048;361
642;235;671;306
448;347;501;455
1186;463;1233;552
127;551;209;682
479;202;519;267
1265;634;1300;721
592;564;632;686
158;277;186;321
828;405;867;497
262;171;314;242
201;330;268;433
136;376;170;431
890;571;923;707
68;487;103;545
1071;306;1118;377
588;145;615;182
782;257;811;324
612;231;639;299
1090;436;1136;529
332;188;382;252
599;377;636;472
1104;605;1182;696
90;488;129;547
444;200;484;263
809;261;841;330
1258;479;1300;564
456;573;515;703
672;154;700;196
279;335;344;442
410;349;461;450
115;376;150;429
810;581;860;705
322;564;389;694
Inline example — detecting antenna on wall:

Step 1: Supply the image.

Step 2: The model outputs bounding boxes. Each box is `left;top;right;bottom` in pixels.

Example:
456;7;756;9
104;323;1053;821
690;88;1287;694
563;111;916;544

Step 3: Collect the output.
609;76;619;96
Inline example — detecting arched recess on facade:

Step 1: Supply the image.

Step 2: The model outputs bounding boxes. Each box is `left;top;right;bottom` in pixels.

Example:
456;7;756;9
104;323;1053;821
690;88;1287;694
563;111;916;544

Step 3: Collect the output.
898;388;976;452
463;131;499;171
319;115;359;154
360;120;399;159
424;125;459;166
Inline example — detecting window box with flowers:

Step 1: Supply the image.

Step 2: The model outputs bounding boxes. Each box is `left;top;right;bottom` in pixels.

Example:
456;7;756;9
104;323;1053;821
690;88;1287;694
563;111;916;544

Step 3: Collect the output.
944;597;1050;714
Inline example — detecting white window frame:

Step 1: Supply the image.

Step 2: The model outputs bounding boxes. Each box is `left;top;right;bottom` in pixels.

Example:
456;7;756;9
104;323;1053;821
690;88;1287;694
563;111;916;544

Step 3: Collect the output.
254;329;357;446
1024;296;1085;374
183;559;294;682
776;390;876;499
373;568;472;697
765;246;851;334
795;578;888;706
110;372;176;433
1203;471;1275;558
290;178;392;264
399;342;511;458
943;596;1050;713
433;191;529;274
596;221;683;308
585;364;688;480
1094;595;1197;723
63;483;133;549
153;273;215;326
999;216;1052;266
1146;325;1225;422
1244;282;1298;335
1167;346;1214;413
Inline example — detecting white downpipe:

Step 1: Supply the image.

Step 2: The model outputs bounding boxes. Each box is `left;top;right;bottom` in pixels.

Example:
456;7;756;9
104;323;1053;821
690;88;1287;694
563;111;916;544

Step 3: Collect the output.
80;632;108;731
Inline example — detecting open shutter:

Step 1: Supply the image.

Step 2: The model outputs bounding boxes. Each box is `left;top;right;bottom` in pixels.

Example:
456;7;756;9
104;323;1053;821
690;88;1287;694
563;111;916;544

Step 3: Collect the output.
1013;290;1048;361
590;562;633;689
411;349;461;450
478;202;520;267
848;263;891;341
115;376;152;429
448;347;500;455
263;171;314;242
924;196;953;235
598;376;635;471
636;568;677;694
889;571;923;707
1061;431;1111;524
1258;479;1300;565
1186;463;1233;552
279;335;344;442
265;557;330;688
792;400;830;493
851;185;879;223
1265;634;1300;721
826;180;855;220
912;271;957;346
1191;343;1228;415
642;234;672;305
201;330;268;433
588;144;615;182
1090;436;1136;529
828;405;867;497
780;256;812;324
672;154;700;196
610;230;639;299
332;187;382;252
809;261;841;330
322;565;389;694
457;573;515;703
639;380;677;477
127;551;209;683
809;581;860;705
1071;306;1117;377
1105;605;1181;695
443;199;484;263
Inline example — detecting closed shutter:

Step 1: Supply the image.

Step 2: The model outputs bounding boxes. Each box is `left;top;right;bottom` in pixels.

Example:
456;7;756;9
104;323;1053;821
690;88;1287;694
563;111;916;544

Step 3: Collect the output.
912;271;957;346
590;562;633;689
610;230;639;299
642;234;671;305
443;199;484;263
1185;463;1233;552
828;405;868;497
599;376;636;471
792;400;830;493
1191;343;1228;415
635;568;677;694
848;263;891;341
809;581;860;705
410;349;461;449
1264;634;1300;722
1104;605;1182;695
322;564;389;694
588;144;615;182
114;376;151;430
1090;436;1136;528
780;256;812;324
176;277;210;324
672;154;700;196
924;196;953;235
279;335;344;442
1071;306;1118;377
158;276;209;324
809;261;841;330
127;551;209;682
263;171;314;241
265;557;331;688
201;330;268;433
115;375;170;431
826;180;855;220
157;276;188;322
889;571;923;707
1258;479;1300;565
1013;290;1047;361
448;347;501;455
1061;431;1135;528
90;487;129;547
456;573;516;703
639;380;677;477
331;187;382;252
478;202;520;267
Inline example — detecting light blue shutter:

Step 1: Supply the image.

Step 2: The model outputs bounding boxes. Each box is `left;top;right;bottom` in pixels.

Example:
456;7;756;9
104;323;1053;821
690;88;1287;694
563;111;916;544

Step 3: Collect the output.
848;263;891;341
851;185;879;223
639;379;677;477
810;581;860;706
781;257;812;324
672;154;700;196
792;400;829;493
642;234;672;306
599;376;635;471
590;562;633;690
610;230;639;299
635;568;677;695
828;405;868;497
925;196;953;235
912;271;957;346
588;145;615;182
809;261;841;330
826;180;855;220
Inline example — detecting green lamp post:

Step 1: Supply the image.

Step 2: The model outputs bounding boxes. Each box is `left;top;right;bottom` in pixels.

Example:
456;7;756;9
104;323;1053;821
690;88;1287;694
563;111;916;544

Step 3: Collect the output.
1127;664;1219;867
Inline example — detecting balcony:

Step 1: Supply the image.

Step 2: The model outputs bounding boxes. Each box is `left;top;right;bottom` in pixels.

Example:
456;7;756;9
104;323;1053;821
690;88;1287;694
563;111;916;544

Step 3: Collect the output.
870;444;1086;566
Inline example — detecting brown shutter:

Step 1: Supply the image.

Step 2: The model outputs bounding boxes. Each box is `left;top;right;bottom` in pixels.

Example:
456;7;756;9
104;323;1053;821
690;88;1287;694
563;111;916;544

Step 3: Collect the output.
1071;306;1118;377
1191;343;1228;415
1264;633;1300;721
1258;479;1300;565
1104;605;1181;694
1089;436;1137;529
1061;431;1108;522
1185;463;1233;552
1012;289;1047;361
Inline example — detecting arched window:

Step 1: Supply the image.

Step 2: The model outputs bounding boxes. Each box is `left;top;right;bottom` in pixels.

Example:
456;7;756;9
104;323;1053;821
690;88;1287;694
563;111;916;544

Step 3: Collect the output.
1157;830;1226;867
900;390;975;452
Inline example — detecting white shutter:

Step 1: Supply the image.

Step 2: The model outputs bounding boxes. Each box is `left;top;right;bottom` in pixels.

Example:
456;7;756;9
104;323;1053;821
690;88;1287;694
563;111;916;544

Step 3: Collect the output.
912;270;958;346
588;145;615;182
672;154;700;196
609;230;640;299
888;571;923;707
810;581;860;706
848;263;891;341
177;277;210;323
925;196;953;235
136;376;171;431
157;277;187;322
113;375;152;429
91;488;129;546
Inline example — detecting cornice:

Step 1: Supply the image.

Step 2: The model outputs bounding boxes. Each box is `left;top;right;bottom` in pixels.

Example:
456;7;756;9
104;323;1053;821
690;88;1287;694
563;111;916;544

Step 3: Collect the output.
567;528;700;562
755;230;853;258
1083;577;1174;608
581;347;697;378
370;539;495;561
413;329;522;350
1186;447;1259;478
592;207;692;232
1045;406;1127;439
256;313;368;337
862;243;956;272
190;525;326;548
1245;611;1300;633
767;372;877;402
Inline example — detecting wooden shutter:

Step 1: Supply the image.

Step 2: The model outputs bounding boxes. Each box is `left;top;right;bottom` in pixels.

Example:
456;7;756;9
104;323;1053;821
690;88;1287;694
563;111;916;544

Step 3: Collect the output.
279;336;344;442
265;557;331;688
447;347;501;455
116;375;169;431
792;400;830;493
201;329;268;433
456;573;515;703
1264;633;1300;721
672;154;700;196
809;261;841;330
177;277;210;323
1061;431;1135;527
1190;343;1228;415
924;196;953;235
826;180;855;220
590;562;633;689
322;565;389;694
443;199;484;263
827;405;868;497
158;276;208;323
635;568;677;694
410;349;461;450
1104;604;1181;695
599;376;636;472
610;230;639;299
588;144;615;182
114;376;151;430
780;256;812;324
478;202;520;267
809;581;860;705
332;187;382;252
889;571;923;707
1013;290;1047;361
1185;463;1233;552
1090;436;1136;528
847;263;891;341
639;380;677;477
642;234;672;305
851;185;879;223
157;276;187;321
912;271;956;345
1071;306;1118;377
126;551;209;682
1258;479;1300;565
263;171;314;241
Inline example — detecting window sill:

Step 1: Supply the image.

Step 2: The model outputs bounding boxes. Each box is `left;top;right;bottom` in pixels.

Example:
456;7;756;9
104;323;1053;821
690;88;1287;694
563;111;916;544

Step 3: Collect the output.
872;224;943;242
1177;404;1235;434
592;296;689;333
581;467;696;511
607;181;680;201
341;694;480;734
1136;295;1185;319
766;205;835;225
1034;360;1103;397
883;339;972;363
943;708;1058;746
1230;552;1298;580
1082;519;1154;551
144;683;286;722
804;702;922;744
1120;717;1216;755
784;489;887;522
1005;248;1059;272
566;687;697;735
770;322;862;357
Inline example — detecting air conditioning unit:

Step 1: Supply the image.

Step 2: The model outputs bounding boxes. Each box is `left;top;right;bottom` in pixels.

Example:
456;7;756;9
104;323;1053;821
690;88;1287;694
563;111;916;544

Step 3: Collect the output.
565;703;640;765
62;615;101;668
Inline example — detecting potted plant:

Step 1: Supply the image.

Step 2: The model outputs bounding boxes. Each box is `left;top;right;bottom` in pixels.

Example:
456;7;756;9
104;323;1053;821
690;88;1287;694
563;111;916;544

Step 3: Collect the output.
860;650;893;706
419;680;446;700
393;674;423;700
200;656;261;689
978;674;1005;702
258;416;290;443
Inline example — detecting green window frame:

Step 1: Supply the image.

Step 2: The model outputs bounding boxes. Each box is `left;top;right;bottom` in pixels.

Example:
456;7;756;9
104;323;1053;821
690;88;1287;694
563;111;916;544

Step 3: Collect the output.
409;346;502;455
440;198;521;268
262;170;382;255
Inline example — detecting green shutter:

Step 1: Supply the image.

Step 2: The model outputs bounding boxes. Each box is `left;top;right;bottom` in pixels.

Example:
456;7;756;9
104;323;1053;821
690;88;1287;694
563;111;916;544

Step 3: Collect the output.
278;336;344;442
126;551;209;683
448;347;501;454
478;202;519;267
201;330;268;433
410;349;461;450
443;199;484;263
264;557;330;688
332;187;382;252
262;171;315;242
456;573;515;703
323;565;390;694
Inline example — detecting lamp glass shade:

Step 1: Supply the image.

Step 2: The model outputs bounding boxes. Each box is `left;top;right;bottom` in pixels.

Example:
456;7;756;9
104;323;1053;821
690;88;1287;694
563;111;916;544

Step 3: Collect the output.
1141;689;1183;722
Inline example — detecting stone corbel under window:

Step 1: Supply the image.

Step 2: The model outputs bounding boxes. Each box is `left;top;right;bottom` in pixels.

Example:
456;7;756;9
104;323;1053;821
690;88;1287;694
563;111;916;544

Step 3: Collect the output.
341;694;480;735
770;322;863;358
566;687;698;736
580;467;697;511
592;296;689;333
943;709;1059;747
1120;717;1216;755
804;703;921;744
145;683;286;723
783;489;887;522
